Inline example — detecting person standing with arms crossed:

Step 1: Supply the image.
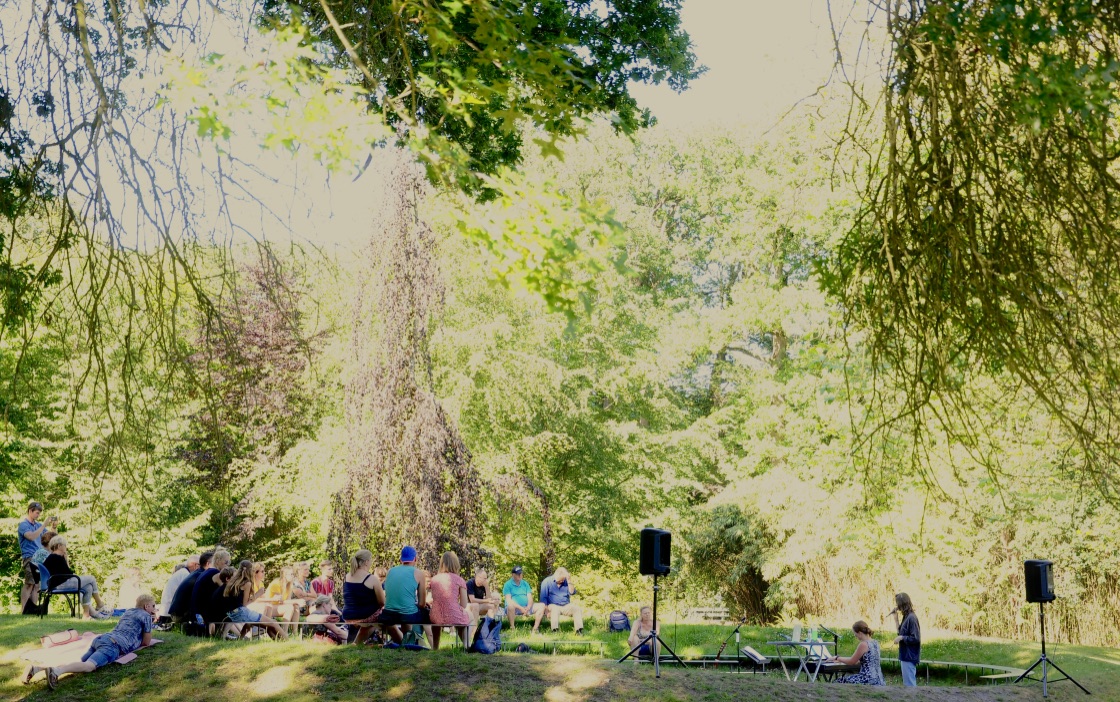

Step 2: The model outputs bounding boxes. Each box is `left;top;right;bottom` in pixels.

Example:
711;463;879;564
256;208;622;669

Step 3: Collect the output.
18;501;58;612
892;592;921;686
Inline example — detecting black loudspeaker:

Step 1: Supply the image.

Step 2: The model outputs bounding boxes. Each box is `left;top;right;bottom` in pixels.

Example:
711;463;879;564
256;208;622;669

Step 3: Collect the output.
1024;559;1055;603
639;528;671;575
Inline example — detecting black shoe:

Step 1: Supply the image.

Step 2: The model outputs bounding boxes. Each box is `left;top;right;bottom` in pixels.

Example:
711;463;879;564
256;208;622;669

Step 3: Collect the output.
575;628;583;636
550;628;559;634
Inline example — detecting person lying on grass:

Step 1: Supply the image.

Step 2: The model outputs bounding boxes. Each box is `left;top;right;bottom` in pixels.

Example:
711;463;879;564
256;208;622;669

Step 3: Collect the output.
24;593;157;690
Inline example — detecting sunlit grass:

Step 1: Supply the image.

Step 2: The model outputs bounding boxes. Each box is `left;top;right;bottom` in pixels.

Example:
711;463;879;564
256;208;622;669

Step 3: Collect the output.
1;614;1118;701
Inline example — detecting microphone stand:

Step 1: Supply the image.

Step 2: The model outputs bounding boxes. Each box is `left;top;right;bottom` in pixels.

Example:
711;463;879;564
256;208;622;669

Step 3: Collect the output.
714;618;747;670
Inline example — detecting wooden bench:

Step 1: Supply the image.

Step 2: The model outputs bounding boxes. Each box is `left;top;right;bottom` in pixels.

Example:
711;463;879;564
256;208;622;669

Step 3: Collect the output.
687;607;730;622
503;640;604;656
880;656;1025;685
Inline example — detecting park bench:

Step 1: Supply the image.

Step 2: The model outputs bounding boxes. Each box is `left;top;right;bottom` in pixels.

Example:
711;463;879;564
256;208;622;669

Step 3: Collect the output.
503;640;604;656
687;607;730;622
880;656;1025;685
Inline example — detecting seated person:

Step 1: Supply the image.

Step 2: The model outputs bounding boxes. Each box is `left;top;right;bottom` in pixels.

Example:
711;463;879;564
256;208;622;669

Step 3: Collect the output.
263;565;303;624
627;606;660;658
167;551;212;622
158;555;200;619
342;549;385;644
827;620;885;686
31;530;56;567
428;551;472;649
533;567;583;635
293;561;317;608
189;548;231;628
311;560;337;606
307;595;347;644
377;546;431;644
42;535;110;620
26;593;157;690
215;560;286;640
466;568;502;619
502;566;536;628
247;562;277;619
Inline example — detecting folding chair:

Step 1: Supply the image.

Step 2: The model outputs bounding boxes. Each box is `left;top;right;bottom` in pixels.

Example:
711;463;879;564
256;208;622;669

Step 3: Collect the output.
37;563;83;618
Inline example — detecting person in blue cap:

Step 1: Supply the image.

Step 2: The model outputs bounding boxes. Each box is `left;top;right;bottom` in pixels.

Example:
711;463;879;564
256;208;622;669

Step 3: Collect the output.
501;565;537;629
377;545;431;644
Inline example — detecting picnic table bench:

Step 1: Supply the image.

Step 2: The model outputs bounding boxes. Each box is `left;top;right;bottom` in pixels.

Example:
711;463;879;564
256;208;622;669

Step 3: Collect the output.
687;607;730;622
503;640;604;656
880;656;1026;684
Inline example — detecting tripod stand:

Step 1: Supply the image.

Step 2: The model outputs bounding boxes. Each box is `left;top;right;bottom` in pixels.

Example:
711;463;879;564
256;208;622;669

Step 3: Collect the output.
618;573;685;677
713;618;746;669
1015;602;1089;697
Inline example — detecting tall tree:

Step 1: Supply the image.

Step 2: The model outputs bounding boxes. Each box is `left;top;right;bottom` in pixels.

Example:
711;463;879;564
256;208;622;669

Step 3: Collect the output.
329;151;480;571
826;0;1120;501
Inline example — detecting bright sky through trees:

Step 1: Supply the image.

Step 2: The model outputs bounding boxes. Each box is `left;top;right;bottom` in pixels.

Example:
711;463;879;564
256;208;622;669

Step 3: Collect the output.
628;0;837;129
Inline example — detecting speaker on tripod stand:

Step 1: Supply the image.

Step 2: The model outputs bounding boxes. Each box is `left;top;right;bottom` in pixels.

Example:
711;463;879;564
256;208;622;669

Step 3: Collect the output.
1015;559;1089;697
619;528;685;677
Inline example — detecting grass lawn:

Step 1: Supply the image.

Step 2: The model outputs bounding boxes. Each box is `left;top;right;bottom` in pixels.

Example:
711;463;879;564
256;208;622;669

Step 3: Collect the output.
1;614;1117;701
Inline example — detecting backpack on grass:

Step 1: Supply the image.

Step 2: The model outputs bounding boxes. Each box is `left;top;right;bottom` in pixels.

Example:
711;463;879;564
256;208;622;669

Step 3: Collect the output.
470;616;502;654
608;610;631;632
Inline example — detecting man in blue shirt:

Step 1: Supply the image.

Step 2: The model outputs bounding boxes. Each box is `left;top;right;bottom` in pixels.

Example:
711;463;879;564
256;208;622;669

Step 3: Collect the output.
26;593;156;689
501;566;537;629
17;501;57;612
533;567;583;635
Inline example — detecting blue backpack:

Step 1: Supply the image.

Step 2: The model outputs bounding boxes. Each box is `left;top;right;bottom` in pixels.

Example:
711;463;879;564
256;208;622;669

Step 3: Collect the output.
608;610;631;632
470;616;502;654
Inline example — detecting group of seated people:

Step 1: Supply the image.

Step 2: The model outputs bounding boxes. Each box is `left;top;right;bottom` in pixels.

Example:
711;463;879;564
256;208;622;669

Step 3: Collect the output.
160;549;347;641
155;544;586;648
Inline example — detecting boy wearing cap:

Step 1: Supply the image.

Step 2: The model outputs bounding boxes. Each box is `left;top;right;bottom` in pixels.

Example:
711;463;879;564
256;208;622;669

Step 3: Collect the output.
502;566;536;629
18;501;58;611
378;546;431;643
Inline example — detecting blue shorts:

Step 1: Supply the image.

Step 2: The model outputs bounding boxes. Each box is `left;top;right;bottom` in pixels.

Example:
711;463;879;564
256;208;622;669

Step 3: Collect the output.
378;608;430;625
229;606;263;623
82;636;122;669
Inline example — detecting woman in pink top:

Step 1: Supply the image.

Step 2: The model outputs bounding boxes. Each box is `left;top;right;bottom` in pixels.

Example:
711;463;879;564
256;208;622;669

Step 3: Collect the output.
428;551;472;649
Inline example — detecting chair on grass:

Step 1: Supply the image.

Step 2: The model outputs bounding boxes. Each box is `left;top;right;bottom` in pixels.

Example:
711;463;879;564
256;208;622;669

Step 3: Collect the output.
36;563;83;618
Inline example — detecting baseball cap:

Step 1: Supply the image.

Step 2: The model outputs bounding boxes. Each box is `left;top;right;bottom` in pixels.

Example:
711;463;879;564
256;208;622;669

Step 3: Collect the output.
512;565;523;574
400;545;417;562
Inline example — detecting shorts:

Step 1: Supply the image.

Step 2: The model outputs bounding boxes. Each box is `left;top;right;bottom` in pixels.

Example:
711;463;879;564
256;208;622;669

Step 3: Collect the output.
377;608;430;625
506;602;539;615
22;559;38;588
82;635;122;669
343;607;382;624
229;606;263;623
638;643;653;657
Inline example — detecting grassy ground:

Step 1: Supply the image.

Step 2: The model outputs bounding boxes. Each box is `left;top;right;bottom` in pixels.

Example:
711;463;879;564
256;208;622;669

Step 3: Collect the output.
1;614;1117;701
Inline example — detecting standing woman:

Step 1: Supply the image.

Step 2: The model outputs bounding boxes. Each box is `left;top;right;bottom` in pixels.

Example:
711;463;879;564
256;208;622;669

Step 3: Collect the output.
342;549;385;644
828;620;885;686
892;593;921;687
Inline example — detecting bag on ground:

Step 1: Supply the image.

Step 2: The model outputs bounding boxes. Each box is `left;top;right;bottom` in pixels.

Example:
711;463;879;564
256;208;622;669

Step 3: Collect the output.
470;616;502;654
608;610;631;632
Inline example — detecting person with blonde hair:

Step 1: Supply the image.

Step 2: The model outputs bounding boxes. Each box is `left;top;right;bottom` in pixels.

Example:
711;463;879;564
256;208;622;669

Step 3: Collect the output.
627;606;659;658
307;594;347;644
26;593;157;690
533;566;583;635
428;551;472;648
342;549;385;644
246;562;277;619
189;548;231;626
42;535;110;619
263;565;303;625
216;560;286;640
828;620;885;686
